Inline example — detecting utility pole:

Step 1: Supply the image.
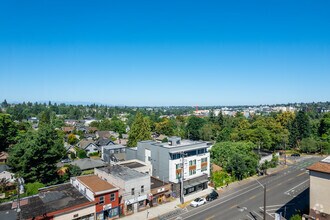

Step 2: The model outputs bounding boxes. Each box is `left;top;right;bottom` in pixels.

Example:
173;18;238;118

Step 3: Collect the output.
256;179;266;220
263;184;266;220
284;142;287;166
180;151;185;204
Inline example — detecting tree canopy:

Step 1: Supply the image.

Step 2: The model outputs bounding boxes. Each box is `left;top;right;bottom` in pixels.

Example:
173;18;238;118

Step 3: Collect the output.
127;112;151;147
8;125;66;184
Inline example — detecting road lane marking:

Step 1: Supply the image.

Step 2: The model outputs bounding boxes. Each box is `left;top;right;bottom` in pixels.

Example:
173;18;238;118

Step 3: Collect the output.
178;185;262;220
253;211;263;219
205;215;215;220
284;179;309;195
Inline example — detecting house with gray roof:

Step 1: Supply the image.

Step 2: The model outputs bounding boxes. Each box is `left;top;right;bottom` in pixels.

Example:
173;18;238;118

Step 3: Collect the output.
70;158;106;171
77;139;99;155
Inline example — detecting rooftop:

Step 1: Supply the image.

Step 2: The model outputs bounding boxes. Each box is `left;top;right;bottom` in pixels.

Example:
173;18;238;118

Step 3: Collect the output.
119;161;146;169
70;158;106;170
307;157;330;174
98;165;148;181
151;176;169;189
17;183;92;219
77;175;117;193
102;144;126;150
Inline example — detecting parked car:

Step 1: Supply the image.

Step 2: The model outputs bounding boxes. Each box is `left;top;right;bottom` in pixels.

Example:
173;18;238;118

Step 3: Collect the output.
291;153;300;157
206;190;219;201
190;197;206;207
61;158;71;163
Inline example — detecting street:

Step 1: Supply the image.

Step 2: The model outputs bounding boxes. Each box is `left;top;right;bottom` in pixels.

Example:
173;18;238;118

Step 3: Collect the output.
166;156;321;220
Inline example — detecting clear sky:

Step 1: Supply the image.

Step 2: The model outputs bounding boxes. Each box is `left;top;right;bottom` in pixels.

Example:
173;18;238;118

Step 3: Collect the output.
0;0;330;106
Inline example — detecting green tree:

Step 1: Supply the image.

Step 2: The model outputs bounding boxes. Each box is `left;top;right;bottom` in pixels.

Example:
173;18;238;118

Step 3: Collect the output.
300;138;319;153
290;214;301;220
77;149;87;159
0;114;18;152
68;133;78;145
25;182;45;196
127;112;151;147
8;125;66;184
210;142;258;180
155;118;176;136
289;111;311;148
318;113;330;136
68;165;82;177
186;116;205;140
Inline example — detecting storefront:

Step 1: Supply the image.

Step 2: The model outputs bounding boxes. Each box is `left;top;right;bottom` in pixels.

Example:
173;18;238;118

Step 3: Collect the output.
96;205;119;220
124;194;148;215
172;173;209;197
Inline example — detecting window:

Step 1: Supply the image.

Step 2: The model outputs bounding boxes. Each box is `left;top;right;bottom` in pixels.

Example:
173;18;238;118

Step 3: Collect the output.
176;163;182;169
131;188;135;195
189;169;196;175
176;173;181;179
189;160;196;166
99;196;105;204
201;158;207;163
141;185;144;193
148;156;151;162
110;193;115;201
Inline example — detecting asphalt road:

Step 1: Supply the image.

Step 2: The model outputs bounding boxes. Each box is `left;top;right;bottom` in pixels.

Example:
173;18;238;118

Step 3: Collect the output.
167;156;322;220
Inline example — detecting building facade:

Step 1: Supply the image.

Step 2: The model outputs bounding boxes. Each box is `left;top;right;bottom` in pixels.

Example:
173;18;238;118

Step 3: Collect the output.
71;175;120;220
126;136;210;196
95;165;150;215
307;157;330;220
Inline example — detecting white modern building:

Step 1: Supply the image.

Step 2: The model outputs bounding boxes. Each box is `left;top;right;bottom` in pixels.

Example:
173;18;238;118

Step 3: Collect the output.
126;136;210;197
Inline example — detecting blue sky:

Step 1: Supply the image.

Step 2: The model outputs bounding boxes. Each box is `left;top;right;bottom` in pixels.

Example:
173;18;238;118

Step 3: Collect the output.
0;0;330;106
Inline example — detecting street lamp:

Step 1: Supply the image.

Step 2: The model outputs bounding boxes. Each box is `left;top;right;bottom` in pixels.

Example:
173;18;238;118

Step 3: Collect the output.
255;179;266;220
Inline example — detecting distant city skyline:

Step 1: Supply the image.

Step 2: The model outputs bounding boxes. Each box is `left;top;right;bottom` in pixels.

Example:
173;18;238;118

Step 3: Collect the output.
1;0;330;106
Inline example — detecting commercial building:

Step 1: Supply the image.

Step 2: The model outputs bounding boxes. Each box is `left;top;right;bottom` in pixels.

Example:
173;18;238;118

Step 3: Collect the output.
126;136;210;197
71;175;120;220
307;156;330;220
95;165;150;215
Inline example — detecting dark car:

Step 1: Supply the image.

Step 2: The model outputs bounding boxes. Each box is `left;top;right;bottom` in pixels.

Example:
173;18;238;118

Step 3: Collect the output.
291;153;300;157
206;190;219;201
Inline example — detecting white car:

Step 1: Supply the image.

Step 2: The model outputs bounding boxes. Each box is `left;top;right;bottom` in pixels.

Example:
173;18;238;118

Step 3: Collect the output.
190;197;206;207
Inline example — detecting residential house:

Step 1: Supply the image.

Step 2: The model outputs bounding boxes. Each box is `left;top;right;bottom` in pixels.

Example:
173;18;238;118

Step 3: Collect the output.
114;138;128;146
62;126;75;134
0;151;8;163
307;156;330;220
70;158;107;171
95;165;150;215
126;136;210;197
0;183;95;220
64;119;78;126
96;138;115;147
77;139;99;155
96;131;112;140
0;165;15;184
101;145;126;163
71;175;120;220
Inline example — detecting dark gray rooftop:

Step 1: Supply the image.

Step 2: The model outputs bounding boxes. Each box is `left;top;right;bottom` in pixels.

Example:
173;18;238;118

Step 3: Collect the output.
98;165;147;181
120;161;145;169
0;164;9;173
0;183;92;219
70;158;106;170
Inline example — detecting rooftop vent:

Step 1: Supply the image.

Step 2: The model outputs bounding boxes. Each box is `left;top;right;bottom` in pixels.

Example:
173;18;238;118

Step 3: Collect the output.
168;136;181;146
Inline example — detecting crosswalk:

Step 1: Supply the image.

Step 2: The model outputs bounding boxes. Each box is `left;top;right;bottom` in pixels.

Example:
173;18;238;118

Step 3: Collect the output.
259;203;295;219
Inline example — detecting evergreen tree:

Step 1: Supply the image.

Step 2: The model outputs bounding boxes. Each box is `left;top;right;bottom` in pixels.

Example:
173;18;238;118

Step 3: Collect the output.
127;112;151;147
0;114;18;151
289;111;311;147
8;125;65;184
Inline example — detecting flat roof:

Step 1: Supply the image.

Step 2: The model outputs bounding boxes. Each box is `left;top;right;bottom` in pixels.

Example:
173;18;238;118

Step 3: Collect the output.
120;161;146;169
98;165;148;181
19;183;92;219
151;176;169;189
102;144;126;150
77;175;117;193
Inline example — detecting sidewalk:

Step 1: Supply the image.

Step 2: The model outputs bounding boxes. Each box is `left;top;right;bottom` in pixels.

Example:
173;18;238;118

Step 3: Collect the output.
119;188;213;220
119;164;289;220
